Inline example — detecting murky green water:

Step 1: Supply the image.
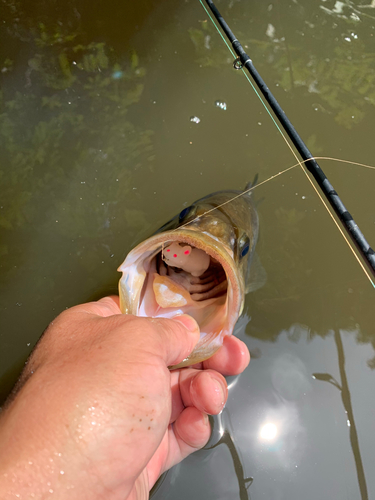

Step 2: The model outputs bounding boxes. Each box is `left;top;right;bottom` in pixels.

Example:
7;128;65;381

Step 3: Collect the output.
1;0;375;498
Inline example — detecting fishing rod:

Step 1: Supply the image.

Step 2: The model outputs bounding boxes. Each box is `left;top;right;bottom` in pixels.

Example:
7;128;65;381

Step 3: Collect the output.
204;0;375;278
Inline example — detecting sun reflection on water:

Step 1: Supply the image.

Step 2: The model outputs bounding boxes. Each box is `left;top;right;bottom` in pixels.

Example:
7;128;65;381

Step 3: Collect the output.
259;422;278;441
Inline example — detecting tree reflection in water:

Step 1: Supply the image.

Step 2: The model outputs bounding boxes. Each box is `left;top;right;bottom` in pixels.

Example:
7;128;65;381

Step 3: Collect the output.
313;329;369;500
204;396;254;500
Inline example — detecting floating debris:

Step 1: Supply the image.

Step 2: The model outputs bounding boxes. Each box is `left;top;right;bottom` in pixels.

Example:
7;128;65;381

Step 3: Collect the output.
215;100;227;111
190;116;201;124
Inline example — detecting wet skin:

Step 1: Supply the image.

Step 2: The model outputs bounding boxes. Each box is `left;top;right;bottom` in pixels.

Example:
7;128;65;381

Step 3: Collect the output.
0;296;250;500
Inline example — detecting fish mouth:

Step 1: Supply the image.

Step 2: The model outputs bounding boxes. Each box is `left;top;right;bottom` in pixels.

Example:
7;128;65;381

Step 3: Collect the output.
118;230;243;368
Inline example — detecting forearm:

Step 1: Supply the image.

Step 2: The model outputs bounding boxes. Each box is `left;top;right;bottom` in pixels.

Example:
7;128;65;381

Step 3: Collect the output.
0;301;240;500
0;371;137;500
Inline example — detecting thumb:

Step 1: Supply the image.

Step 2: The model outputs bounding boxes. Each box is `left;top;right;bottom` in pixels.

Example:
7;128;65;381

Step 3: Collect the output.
148;315;200;368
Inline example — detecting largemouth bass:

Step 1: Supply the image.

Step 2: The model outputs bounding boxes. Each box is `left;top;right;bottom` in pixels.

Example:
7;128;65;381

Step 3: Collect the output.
118;184;260;368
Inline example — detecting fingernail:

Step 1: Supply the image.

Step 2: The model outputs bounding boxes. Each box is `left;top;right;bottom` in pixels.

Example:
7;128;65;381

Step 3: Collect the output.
173;314;199;333
202;412;209;425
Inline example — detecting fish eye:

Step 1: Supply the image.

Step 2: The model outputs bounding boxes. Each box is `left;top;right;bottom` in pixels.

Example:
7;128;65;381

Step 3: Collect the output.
179;206;195;222
239;236;250;258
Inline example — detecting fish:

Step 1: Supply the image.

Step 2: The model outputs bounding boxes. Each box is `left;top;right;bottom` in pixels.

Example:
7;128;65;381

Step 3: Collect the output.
117;182;262;368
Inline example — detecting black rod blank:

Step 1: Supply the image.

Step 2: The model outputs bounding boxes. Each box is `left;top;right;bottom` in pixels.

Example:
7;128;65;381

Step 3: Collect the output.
205;0;375;277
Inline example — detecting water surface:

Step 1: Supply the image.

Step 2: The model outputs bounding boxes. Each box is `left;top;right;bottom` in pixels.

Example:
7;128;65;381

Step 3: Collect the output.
1;1;375;498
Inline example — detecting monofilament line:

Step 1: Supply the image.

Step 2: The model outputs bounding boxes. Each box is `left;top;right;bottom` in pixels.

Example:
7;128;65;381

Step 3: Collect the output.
197;0;375;288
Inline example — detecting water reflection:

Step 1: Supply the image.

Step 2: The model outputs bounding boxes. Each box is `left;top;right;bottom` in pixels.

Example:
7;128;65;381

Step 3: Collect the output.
313;329;369;500
205;409;254;500
2;0;375;498
259;422;277;441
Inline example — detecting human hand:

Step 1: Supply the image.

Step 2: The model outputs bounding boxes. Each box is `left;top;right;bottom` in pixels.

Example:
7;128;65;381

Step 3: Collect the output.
0;296;250;500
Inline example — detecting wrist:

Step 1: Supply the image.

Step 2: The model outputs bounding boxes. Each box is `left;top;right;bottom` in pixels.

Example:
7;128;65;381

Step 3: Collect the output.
0;377;137;500
0;367;148;500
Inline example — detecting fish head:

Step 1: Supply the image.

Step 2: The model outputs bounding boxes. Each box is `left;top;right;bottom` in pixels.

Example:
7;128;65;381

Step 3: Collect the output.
118;187;259;368
176;190;259;284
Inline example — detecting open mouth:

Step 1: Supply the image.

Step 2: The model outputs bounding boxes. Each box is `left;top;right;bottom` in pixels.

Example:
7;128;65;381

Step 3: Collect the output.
136;242;230;358
118;233;241;366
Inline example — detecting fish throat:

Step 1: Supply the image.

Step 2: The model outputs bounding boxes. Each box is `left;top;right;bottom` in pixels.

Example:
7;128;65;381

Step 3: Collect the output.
143;243;228;309
118;228;244;368
138;242;229;366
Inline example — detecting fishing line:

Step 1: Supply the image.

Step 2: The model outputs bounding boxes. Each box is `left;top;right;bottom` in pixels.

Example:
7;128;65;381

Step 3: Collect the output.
195;0;375;286
297;163;375;287
177;155;375;287
198;0;287;140
178;157;375;222
178;156;375;227
308;157;375;171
